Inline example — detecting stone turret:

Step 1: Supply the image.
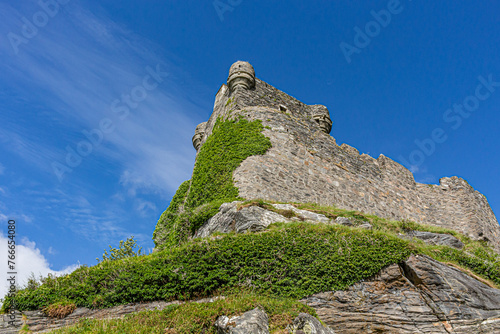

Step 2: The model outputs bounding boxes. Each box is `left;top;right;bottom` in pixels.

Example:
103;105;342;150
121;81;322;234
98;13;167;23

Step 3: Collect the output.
309;105;333;134
192;122;207;151
227;61;255;91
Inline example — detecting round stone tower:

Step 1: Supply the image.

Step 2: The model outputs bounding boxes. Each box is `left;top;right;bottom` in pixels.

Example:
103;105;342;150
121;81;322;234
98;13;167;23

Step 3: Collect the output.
192;122;207;151
227;61;256;91
310;105;333;134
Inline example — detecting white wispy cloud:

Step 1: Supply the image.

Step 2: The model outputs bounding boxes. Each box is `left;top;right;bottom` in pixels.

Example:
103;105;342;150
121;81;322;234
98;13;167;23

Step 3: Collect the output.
0;2;204;196
135;199;157;217
0;233;79;300
58;193;129;241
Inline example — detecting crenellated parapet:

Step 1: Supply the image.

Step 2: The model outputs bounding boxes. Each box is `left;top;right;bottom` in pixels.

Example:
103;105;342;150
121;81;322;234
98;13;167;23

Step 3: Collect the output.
377;154;416;187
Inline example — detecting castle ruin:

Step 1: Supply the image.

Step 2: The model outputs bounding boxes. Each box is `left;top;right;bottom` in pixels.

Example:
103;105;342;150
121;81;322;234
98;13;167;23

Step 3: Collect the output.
191;61;500;251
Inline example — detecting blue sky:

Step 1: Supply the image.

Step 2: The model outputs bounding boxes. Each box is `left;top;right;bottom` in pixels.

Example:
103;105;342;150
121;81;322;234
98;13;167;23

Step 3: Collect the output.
1;0;499;296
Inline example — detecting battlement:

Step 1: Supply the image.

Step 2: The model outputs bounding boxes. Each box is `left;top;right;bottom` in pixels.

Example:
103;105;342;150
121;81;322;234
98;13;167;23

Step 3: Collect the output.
192;61;500;250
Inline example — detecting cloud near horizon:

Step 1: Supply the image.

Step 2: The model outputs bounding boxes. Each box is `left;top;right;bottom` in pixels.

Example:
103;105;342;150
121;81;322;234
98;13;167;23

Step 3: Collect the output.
0;232;79;300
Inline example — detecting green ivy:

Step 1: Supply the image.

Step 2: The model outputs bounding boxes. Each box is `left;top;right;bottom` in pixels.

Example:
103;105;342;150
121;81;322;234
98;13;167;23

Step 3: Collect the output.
153;180;190;248
153;117;272;250
185;117;271;209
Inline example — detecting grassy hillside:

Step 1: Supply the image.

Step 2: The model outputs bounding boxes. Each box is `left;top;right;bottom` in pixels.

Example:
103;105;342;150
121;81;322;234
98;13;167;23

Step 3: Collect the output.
6;202;500;333
44;291;314;334
7;113;499;333
5;222;411;312
5;205;500;311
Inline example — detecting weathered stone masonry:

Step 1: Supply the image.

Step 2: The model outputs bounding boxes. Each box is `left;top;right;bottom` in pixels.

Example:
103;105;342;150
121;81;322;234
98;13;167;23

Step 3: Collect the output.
193;61;500;251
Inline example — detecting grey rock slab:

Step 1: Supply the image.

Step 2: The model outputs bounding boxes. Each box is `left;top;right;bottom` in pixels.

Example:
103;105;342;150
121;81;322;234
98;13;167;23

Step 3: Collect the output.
406;230;464;249
272;204;331;224
357;222;373;230
301;254;500;333
235;206;290;233
215;307;269;334
195;201;339;239
334;217;353;226
288;313;336;334
333;217;371;229
193;201;241;238
195;202;290;238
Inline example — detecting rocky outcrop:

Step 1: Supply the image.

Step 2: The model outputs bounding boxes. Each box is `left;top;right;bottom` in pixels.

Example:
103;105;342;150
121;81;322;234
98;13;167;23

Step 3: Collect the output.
401;230;464;249
288;313;336;333
194;201;380;239
412;230;464;249
272;204;331;224
194;202;333;238
215;307;269;334
194;202;289;238
301;255;500;333
334;216;373;229
215;308;335;334
0;297;223;334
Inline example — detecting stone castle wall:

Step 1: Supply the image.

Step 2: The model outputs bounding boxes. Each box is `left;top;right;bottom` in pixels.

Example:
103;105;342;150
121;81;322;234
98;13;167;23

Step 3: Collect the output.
194;64;500;251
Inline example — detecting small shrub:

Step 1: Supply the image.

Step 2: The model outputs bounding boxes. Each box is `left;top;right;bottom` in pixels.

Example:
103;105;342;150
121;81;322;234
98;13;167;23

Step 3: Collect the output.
276;209;298;219
97;236;143;263
43;300;76;318
399;219;419;232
